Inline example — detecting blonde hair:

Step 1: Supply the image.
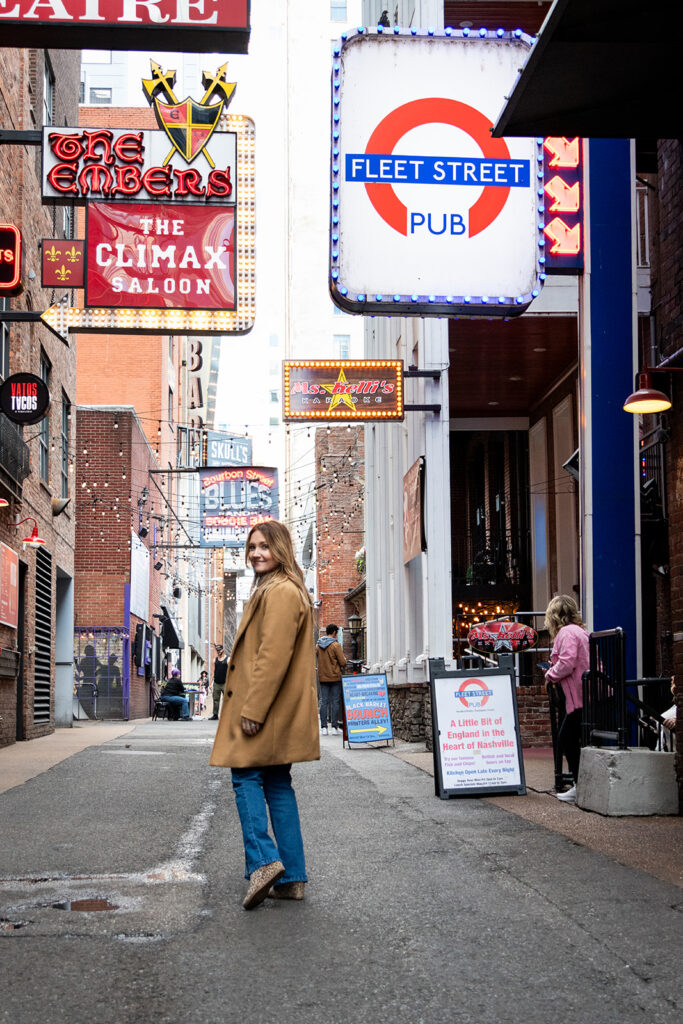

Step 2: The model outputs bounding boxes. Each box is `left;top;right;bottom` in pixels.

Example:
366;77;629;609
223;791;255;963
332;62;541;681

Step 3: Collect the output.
245;521;313;609
544;594;586;640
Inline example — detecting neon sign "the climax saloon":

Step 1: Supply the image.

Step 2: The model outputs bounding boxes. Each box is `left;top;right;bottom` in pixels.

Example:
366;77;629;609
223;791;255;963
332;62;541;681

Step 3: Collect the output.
43;128;236;203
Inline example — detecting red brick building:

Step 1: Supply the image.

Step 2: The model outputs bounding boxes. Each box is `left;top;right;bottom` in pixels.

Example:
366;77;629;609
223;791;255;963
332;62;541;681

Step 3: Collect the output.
0;47;80;748
648;138;683;804
315;425;365;660
73;406;168;719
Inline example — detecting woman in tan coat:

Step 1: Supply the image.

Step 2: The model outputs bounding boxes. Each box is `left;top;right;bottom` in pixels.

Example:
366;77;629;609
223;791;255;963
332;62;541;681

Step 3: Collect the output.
209;521;320;909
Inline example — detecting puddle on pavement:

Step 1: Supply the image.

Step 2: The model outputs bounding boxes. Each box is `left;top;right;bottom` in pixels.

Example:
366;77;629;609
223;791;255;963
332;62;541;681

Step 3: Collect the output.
51;897;118;912
1;918;30;930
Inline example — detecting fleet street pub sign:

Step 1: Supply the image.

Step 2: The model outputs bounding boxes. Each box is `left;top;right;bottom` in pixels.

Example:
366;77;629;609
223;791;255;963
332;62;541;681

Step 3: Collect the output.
0;0;251;53
39;62;256;333
330;28;543;318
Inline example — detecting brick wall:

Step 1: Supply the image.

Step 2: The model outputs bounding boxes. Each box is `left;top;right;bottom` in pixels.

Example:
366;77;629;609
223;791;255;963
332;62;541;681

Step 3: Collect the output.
74;407;164;719
516;686;552;747
0;47;80;748
653;139;683;810
315;425;365;657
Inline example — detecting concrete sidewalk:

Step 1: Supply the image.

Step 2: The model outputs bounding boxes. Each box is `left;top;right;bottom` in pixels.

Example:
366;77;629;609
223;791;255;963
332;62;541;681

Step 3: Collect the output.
0;721;136;795
384;739;683;888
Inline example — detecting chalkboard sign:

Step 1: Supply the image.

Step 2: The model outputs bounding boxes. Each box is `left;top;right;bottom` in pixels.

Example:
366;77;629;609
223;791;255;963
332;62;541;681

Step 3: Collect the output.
429;661;526;798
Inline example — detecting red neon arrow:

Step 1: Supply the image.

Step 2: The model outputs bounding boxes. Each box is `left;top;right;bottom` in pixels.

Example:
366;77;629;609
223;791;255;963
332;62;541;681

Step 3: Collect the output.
544;175;580;212
543;137;580;168
544;217;581;254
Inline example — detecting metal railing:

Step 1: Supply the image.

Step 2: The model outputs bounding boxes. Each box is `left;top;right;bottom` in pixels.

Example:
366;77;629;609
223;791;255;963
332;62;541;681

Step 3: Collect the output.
582;628;628;748
0;416;30;498
639;427;667;521
581;628;673;750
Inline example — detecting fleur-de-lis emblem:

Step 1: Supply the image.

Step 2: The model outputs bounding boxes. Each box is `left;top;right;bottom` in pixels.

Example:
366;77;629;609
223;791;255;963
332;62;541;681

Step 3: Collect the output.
64;246;81;263
54;265;71;282
45;245;61;263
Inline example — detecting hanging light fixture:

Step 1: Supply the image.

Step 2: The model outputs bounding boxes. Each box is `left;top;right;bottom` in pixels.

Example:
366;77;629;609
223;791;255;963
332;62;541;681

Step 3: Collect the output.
623;371;672;415
15;516;46;546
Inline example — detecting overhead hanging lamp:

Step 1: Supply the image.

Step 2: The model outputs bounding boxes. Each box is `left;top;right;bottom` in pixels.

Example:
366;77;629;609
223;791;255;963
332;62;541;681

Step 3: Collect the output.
15;516;46;547
623;371;672;415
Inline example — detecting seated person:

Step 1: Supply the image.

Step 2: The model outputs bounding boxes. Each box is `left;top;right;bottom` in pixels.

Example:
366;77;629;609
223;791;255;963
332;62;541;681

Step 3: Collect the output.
660;675;677;750
159;669;191;721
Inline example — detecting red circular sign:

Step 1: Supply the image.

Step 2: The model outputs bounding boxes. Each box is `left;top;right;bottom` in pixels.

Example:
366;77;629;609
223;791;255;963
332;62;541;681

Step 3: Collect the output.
364;98;512;237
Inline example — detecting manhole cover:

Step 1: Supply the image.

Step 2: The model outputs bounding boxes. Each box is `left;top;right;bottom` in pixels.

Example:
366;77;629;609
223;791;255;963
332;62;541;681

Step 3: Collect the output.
51;898;118;912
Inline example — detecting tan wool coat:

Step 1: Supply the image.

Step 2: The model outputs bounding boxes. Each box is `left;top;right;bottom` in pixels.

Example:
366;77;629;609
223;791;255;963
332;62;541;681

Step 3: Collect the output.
209;578;320;769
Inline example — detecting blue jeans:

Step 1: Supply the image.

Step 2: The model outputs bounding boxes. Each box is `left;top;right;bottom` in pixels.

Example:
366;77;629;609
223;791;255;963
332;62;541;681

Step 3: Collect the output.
160;695;190;720
319;682;341;728
231;765;307;882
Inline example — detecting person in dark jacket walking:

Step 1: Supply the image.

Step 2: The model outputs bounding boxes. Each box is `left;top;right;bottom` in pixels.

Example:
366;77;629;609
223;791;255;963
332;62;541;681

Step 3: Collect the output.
316;624;347;735
210;646;228;720
159;668;191;721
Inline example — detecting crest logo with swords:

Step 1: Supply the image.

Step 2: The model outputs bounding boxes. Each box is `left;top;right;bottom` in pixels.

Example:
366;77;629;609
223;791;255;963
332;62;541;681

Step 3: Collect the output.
142;61;237;167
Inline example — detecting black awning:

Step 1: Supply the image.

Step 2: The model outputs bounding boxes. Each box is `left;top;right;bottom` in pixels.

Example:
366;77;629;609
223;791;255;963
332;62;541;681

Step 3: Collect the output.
160;604;185;651
493;0;681;140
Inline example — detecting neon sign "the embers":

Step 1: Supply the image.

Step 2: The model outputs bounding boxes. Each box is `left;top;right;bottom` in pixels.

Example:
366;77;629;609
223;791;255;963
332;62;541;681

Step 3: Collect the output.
43;128;236;203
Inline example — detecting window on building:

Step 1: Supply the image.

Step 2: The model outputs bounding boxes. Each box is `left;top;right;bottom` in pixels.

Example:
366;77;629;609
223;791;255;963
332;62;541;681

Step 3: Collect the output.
63;204;73;239
269;333;279;347
333;303;346;315
168;387;174;428
79;80;85;104
0;299;10;381
270;390;278;403
331;0;347;21
43;57;54;126
61;393;70;499
269;416;279;426
39;352;51;482
89;87;112;105
334;334;350;359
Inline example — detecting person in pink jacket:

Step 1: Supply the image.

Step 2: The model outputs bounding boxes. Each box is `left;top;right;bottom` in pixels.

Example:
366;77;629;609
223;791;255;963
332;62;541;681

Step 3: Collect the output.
543;594;590;803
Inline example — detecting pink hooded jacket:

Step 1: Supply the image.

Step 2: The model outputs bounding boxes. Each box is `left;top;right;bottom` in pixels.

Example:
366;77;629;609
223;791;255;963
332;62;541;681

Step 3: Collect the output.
546;623;590;713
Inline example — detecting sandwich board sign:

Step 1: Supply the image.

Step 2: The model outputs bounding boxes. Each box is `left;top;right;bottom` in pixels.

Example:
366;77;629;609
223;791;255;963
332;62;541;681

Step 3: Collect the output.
341;672;393;746
429;660;526;798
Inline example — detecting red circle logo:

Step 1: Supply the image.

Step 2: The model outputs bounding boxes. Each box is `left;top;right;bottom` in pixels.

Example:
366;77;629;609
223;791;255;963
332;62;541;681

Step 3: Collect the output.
363;98;512;238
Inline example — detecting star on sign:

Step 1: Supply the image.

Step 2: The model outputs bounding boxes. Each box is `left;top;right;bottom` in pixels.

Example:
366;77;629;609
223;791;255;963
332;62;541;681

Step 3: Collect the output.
492;623;514;652
321;368;356;412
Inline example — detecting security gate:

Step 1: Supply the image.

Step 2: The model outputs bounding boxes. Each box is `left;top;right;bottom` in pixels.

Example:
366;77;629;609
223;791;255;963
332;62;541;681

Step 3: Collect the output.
74;628;126;719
